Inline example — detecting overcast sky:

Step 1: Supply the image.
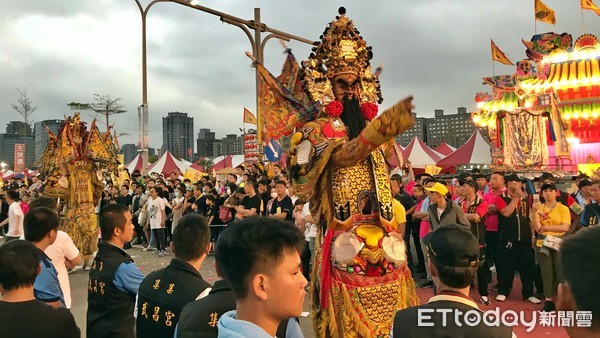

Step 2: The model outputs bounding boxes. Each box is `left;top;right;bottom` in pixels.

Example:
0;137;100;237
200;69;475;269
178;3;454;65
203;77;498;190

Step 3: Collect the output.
1;0;599;149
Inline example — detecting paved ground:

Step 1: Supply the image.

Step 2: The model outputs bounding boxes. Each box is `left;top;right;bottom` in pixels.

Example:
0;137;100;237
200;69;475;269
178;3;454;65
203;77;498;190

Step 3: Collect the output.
69;243;568;338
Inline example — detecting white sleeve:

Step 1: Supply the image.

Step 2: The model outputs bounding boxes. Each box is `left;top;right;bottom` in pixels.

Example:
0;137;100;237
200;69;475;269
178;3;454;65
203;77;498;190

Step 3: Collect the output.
195;287;212;300
63;232;80;260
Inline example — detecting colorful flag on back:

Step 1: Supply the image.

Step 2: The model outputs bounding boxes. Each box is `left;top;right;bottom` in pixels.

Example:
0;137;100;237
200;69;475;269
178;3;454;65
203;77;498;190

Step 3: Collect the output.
257;49;320;142
243;107;257;125
490;40;514;65
535;0;556;25
581;0;600;15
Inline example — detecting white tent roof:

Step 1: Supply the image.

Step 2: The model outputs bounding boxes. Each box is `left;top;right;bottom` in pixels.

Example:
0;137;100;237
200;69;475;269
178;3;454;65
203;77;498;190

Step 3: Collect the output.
147;151;189;175
402;137;445;168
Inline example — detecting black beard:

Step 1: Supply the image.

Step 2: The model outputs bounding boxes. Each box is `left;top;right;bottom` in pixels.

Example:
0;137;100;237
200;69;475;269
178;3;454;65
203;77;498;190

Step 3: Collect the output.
339;95;366;140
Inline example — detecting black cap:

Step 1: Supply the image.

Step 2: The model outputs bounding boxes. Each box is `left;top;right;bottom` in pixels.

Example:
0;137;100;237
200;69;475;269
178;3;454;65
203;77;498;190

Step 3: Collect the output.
573;173;590;181
415;173;433;180
424;224;479;268
460;180;477;190
539;172;555;181
457;172;472;182
505;174;522;183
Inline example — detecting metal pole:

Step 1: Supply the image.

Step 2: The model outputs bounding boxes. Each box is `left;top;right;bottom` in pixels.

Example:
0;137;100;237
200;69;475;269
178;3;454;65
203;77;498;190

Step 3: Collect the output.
253;8;263;160
133;0;312;168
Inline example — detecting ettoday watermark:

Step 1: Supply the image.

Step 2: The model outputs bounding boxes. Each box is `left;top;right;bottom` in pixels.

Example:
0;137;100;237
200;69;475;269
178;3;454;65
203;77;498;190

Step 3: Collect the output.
418;308;592;333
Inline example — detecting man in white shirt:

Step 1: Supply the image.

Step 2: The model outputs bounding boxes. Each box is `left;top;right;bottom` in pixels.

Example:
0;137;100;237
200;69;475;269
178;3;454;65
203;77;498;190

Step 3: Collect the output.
0;190;24;242
29;196;82;308
145;187;167;256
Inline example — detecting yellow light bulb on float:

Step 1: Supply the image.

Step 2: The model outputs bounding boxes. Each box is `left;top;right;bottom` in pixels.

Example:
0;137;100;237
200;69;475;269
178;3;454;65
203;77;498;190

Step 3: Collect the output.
472;115;481;124
583;112;590;119
593;111;599;118
567;137;580;145
563;113;571;120
573;112;580;119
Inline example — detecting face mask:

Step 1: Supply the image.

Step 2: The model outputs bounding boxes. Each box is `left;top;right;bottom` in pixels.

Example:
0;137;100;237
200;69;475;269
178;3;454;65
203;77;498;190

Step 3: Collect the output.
174;192;180;197
226;188;231;195
271;192;278;198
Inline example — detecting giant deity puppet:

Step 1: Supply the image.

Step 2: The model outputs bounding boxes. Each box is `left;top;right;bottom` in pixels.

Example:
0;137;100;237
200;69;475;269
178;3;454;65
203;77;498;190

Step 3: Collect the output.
39;113;119;258
288;7;419;338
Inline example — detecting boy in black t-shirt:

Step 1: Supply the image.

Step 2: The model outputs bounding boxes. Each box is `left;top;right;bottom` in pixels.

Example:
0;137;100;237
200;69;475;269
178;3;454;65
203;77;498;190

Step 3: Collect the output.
0;240;80;338
236;178;261;220
269;180;294;221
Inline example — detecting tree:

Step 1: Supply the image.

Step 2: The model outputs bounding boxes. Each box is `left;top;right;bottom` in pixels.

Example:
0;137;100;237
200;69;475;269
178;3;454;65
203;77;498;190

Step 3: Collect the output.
196;157;214;172
67;94;126;131
11;89;36;134
148;154;158;163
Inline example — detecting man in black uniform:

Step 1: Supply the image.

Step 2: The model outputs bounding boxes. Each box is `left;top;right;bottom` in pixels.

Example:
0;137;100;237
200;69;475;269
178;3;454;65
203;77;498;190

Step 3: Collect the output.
136;213;212;338
87;203;145;338
392;224;513;338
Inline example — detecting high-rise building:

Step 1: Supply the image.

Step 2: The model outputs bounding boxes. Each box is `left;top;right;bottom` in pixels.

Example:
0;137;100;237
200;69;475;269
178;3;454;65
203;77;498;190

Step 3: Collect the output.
34;119;63;161
162;112;194;161
0;134;35;169
121;144;138;165
396;113;428;147
196;128;216;158
397;107;487;148
212;133;244;157
6;121;33;136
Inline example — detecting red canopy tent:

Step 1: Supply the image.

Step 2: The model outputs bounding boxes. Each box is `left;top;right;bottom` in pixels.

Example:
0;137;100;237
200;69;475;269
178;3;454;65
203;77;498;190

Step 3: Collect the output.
209;155;245;171
147;151;189;176
434;141;456;156
402;137;444;169
124;154;144;173
436;131;491;173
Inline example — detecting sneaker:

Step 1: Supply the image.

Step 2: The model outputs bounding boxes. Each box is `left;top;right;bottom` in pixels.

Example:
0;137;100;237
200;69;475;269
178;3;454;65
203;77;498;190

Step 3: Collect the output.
542;300;556;312
142;246;157;252
526;296;542;304
83;265;91;271
158;250;169;257
480;296;491;306
420;280;434;288
495;294;507;302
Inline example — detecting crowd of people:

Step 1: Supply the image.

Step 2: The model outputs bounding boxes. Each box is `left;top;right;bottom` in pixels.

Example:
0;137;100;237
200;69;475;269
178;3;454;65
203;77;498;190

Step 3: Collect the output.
0;164;599;337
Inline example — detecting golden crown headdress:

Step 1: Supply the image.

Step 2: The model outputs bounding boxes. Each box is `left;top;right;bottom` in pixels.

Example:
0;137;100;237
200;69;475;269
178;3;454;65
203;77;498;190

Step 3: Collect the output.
301;7;383;106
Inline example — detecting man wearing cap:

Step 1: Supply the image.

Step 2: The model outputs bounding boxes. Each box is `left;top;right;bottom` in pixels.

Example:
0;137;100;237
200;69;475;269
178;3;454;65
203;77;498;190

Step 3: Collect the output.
391;224;513;337
452;172;472;203
573;179;593;208
459;180;491;305
494;174;540;304
580;180;600;227
426;182;469;230
483;171;506;279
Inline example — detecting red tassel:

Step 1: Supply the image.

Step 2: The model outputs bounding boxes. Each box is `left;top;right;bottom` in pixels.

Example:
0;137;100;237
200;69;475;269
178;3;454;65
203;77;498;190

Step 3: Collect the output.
320;228;335;308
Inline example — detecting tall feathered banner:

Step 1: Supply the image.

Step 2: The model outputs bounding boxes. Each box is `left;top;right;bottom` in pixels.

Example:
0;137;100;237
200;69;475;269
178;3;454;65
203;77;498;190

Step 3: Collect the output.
254;49;320;142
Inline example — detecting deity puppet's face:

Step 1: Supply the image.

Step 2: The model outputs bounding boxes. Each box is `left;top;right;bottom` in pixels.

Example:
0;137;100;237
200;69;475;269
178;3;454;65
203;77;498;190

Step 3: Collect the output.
332;73;360;101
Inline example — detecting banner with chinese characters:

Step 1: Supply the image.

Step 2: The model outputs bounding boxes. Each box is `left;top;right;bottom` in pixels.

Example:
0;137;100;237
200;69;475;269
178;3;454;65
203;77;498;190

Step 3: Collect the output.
14;144;25;172
424;165;442;175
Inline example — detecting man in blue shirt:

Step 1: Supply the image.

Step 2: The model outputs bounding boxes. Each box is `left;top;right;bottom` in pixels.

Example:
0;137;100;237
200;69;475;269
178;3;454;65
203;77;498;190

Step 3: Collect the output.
87;203;145;338
23;207;64;308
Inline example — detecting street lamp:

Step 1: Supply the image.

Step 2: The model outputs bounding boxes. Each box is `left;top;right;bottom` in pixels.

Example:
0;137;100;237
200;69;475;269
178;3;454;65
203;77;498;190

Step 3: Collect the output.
0;162;6;171
132;0;311;167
